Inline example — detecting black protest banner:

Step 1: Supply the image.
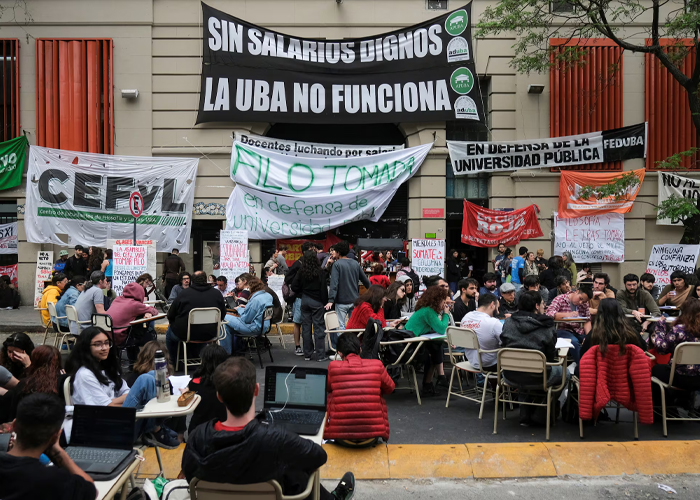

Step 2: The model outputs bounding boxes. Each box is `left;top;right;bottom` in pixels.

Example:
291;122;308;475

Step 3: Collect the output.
447;122;647;175
197;2;485;125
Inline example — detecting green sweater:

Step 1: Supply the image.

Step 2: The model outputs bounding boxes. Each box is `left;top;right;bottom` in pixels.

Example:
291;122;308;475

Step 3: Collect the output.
405;307;449;337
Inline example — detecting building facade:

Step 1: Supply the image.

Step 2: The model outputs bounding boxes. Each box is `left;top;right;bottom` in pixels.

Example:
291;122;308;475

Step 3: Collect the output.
0;0;692;304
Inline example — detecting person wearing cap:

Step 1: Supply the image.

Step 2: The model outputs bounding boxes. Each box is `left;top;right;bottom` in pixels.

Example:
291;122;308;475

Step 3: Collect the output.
499;283;518;317
53;250;69;273
453;278;478;323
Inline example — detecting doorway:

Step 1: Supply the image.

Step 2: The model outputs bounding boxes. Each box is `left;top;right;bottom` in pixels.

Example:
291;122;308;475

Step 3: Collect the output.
182;220;224;276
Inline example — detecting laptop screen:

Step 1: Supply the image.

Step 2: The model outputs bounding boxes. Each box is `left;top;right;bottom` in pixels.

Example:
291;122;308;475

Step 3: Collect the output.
265;368;326;409
71;405;136;450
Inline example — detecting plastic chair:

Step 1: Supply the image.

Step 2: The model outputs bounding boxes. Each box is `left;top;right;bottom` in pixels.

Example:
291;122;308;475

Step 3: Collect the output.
176;307;227;375
445;326;499;419
493;348;567;441
37;307;55;346
651;342;700;437
65;305;91;334
379;334;425;405
324;310;365;356
234;305;275;369
47;301;76;351
190;470;318;500
91;313;135;367
63;377;72;405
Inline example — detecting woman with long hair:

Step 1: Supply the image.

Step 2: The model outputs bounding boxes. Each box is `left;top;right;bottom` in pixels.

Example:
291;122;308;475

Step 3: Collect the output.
383;281;407;320
66;327;180;448
658;270;692;308
405;286;451;396
291;251;328;361
368;264;390;288
187;344;228;433
398;276;417;314
0;333;34;379
346;285;399;330
562;251;578;287
124;340;173;386
222;277;273;355
87;247;105;275
524;252;538;278
55;275;86;329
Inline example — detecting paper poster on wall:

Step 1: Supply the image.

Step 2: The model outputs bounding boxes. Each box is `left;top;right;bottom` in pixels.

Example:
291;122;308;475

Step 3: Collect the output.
34;251;53;307
0;222;18;254
553;212;624;263
219;230;249;292
645;244;700;287
657;172;700;225
112;246;148;297
411;238;445;290
0;263;18;286
234;133;404;158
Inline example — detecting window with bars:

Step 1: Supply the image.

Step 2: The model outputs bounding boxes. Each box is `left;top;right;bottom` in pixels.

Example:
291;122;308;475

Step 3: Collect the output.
549;38;623;171
0;39;20;142
36;39;114;154
645;39;698;170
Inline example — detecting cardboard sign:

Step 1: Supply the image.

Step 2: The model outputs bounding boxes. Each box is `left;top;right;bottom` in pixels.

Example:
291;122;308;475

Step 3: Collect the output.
112;245;148;296
411;238;445;290
219;230;249;292
107;239;157;281
645;244;700;287
34;251;53;307
554;212;625;263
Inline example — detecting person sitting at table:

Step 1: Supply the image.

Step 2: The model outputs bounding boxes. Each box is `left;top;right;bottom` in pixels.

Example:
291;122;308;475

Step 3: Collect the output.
346;285;391;330
651;297;700;407
479;272;500;299
222;277;273;355
324;333;395;446
587;272;616;316
54;276;85;331
397;275;417;315
405;286;451;396
233;273;253;306
187;344;228;434
453;278;478;323
548;275;571;305
640;273;661;301
107;281;159;359
215;275;228;297
616;273;660;332
368;263;391;289
383;281;407;320
515;274;549;305
182;357;357;500
545;287;593;364
499;282;518;317
0;393;96;500
73;271;108;333
66;326;180;449
577;299;648;376
658;270;692;308
460;294;502;372
39;272;67;328
165;271;227;367
168;271;191;302
1;333;34;380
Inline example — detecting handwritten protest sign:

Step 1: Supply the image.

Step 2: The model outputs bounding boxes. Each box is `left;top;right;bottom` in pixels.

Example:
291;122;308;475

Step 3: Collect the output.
411;239;445;291
220;230;249;292
554;212;625;263
112;245;148;296
646;244;700;287
107;238;156;280
0;222;17;254
34;251;53;307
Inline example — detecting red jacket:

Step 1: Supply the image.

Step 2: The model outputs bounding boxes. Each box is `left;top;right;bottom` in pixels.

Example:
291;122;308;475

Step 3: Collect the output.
324;353;395;440
346;302;385;330
369;275;390;288
579;345;653;424
107;283;158;345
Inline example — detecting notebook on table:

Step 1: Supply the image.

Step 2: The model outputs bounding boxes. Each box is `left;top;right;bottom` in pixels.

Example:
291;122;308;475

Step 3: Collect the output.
65;405;136;478
263;366;328;436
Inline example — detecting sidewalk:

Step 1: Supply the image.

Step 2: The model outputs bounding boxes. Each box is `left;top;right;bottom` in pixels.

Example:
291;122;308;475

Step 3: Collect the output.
0;306;46;332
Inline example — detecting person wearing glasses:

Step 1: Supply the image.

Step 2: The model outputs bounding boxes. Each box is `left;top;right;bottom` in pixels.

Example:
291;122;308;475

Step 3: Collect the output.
65;327;180;449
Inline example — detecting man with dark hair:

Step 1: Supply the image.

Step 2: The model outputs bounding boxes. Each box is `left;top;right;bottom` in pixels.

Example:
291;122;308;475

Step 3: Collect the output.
166;270;227;365
315;243;328;264
616;273;659;327
325;240;370;346
0;393;95;500
285;241;318;355
515;274;549;305
493;243;507;286
546;287;593;364
479;272;500;298
640;272;660;301
215;275;228;296
183;357;356;500
588;272;615;315
460;293;502;372
453;278;478;323
63;244;87;280
163;248;186;299
548;275;571;305
509;246;528;291
276;244;289;274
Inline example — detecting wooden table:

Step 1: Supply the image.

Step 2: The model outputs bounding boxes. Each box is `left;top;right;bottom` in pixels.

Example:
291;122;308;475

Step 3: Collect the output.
95;450;142;500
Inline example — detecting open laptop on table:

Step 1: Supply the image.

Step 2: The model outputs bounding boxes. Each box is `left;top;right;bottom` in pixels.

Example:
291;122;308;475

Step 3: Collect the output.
263;366;328;435
65;405;136;477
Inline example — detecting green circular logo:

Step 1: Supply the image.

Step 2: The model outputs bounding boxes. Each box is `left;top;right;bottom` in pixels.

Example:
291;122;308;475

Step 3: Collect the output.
445;9;468;36
450;67;474;94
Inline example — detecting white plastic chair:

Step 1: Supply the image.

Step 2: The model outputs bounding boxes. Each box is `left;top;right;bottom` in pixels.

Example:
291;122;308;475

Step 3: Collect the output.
63;376;72;405
324;310;365;355
379;334;425;405
65;305;91;335
190;470;319;500
47;301;76;351
176;307;227;375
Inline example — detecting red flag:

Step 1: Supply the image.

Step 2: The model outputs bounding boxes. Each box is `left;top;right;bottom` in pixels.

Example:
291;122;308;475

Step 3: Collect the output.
461;201;543;248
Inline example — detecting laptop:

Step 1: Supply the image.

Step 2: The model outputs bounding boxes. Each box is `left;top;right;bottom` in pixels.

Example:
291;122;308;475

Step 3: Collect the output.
65;405;136;475
263;366;328;435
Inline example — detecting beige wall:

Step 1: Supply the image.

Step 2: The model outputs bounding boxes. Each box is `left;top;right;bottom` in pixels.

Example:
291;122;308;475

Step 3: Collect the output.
0;0;693;303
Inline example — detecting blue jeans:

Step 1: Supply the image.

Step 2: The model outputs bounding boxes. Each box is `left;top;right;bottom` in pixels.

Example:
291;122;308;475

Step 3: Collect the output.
124;371;158;435
332;303;353;349
221;314;251;355
292;297;302;324
556;329;583;365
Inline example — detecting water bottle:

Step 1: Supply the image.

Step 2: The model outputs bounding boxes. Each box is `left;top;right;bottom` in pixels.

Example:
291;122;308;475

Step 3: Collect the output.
155;350;171;403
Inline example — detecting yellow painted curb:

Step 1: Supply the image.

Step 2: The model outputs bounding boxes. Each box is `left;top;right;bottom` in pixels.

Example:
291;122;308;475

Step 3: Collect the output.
623;441;700;475
387;444;472;479
468;443;557;478
544;442;637;476
321;443;390;480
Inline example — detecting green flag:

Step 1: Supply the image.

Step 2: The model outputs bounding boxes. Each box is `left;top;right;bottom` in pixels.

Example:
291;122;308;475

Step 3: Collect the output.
0;135;27;191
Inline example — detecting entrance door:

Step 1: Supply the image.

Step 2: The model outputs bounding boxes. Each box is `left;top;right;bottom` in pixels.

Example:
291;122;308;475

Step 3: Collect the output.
183;220;223;276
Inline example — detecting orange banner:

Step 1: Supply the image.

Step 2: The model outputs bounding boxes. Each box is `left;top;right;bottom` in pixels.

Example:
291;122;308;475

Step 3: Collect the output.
558;168;645;218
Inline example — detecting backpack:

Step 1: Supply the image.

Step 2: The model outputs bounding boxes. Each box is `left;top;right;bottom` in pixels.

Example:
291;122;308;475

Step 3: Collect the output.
360;319;384;360
379;328;418;366
281;282;295;302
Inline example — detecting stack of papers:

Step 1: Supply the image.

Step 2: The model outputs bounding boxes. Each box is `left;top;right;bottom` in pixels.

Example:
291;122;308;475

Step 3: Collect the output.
555;338;574;349
169;375;192;394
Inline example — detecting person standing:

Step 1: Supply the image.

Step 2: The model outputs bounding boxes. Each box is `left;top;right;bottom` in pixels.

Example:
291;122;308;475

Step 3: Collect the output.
162;249;186;299
325;240;370;342
446;250;462;294
276;244;289;274
104;249;113;283
562;251;578;287
509;246;528;291
523;252;538;278
53;250;69;274
63;245;87;280
284;241;316;355
493;243;506;286
496;248;512;287
292;251;329;361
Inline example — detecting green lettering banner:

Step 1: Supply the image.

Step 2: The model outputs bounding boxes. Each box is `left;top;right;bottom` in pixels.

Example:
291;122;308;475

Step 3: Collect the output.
0;135;27;191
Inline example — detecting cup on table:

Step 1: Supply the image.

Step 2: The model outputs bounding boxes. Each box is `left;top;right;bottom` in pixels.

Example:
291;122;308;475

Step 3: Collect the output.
638;308;645;314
